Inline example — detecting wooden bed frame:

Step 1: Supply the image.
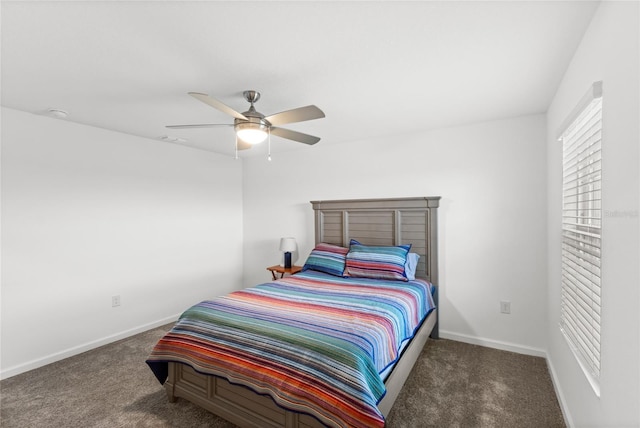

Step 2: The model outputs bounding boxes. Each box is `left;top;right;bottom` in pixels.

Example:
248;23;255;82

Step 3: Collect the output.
162;197;440;427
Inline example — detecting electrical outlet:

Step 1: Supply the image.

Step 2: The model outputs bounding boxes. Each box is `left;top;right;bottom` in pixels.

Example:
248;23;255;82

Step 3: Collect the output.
500;301;511;314
112;295;121;307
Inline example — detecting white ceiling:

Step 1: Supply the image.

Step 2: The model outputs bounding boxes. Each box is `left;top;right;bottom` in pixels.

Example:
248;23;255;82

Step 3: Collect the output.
1;1;599;158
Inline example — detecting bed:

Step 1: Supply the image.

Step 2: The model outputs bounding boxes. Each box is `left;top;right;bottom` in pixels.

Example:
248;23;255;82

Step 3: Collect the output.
147;197;440;427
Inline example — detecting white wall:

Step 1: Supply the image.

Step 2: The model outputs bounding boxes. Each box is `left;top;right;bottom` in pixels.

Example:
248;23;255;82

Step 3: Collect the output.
243;114;548;355
0;107;244;378
546;2;640;426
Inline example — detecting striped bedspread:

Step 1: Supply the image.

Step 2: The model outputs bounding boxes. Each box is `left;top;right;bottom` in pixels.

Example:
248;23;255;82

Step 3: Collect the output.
146;270;435;427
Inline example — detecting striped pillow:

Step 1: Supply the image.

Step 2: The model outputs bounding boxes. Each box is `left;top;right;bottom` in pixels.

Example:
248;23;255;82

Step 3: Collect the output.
302;243;349;277
345;240;411;281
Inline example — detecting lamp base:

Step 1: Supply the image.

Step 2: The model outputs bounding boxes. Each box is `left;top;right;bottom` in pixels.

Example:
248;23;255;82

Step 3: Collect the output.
284;252;292;269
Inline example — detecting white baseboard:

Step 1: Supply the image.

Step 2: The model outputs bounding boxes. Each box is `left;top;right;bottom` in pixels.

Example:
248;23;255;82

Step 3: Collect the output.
439;329;547;358
545;354;574;428
0;314;179;380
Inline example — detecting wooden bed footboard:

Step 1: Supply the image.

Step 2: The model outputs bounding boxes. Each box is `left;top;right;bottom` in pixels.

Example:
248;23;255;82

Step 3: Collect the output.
164;362;325;427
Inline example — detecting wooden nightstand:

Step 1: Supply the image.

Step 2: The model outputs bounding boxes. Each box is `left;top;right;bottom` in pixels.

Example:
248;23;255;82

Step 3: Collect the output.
267;265;302;280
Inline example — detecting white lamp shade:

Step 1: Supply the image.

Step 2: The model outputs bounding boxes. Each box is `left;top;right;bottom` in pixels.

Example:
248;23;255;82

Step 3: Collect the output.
279;237;297;252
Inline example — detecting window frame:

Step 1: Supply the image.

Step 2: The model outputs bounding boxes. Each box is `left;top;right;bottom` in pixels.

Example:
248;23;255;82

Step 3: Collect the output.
557;81;603;397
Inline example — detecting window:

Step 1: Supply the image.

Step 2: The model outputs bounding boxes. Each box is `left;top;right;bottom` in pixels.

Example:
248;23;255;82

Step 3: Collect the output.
558;81;603;396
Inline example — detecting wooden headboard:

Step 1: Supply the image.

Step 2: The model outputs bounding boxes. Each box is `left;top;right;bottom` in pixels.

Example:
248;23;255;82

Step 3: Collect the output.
310;197;440;285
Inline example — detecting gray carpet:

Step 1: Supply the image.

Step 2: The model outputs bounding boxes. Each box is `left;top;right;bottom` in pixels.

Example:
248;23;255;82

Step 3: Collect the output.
1;324;565;427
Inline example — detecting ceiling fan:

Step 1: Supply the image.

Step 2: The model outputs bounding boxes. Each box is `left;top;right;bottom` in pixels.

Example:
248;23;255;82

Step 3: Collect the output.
167;91;325;151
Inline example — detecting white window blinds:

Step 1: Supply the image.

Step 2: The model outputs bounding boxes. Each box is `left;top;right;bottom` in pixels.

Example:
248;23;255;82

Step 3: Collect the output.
558;81;602;393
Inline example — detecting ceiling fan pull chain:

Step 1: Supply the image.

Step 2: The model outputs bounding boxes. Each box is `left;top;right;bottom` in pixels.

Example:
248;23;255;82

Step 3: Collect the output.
235;134;239;160
267;128;272;161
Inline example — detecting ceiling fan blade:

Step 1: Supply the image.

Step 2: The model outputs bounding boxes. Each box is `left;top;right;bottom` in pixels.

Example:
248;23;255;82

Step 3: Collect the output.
265;105;325;126
188;92;248;120
166;124;232;129
270;127;321;145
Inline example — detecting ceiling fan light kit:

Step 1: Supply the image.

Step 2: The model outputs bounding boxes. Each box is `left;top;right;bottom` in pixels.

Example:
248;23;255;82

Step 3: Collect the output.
235;123;268;145
167;89;325;158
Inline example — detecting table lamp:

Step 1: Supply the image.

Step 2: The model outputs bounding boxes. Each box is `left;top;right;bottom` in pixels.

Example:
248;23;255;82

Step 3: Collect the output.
279;237;297;269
